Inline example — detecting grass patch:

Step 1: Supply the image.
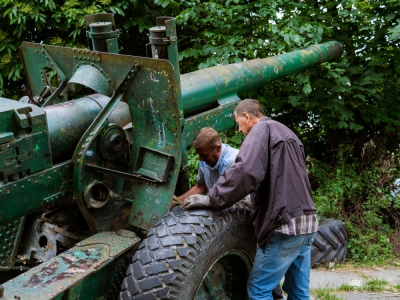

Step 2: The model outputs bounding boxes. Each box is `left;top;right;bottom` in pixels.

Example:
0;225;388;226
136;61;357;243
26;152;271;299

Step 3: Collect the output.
325;278;389;294
336;283;357;292
364;279;388;292
313;288;343;300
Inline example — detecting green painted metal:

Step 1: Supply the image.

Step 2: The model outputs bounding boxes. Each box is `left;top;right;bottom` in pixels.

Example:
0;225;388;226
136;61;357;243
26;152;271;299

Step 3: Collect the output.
0;162;71;223
0;98;52;182
163;17;191;192
85;13;120;54
180;41;343;148
20;43;104;104
44;94;130;160
180;41;343;116
8;41;183;233
164;17;183;118
183;102;238;147
61;51;182;232
44;94;110;160
0;13;344;300
67;65;113;96
2;19;342;233
124;58;182;230
0;230;140;300
0;217;25;270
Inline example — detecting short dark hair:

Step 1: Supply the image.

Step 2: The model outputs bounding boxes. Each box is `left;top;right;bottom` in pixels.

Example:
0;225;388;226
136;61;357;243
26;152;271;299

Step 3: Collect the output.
234;99;265;118
192;127;222;150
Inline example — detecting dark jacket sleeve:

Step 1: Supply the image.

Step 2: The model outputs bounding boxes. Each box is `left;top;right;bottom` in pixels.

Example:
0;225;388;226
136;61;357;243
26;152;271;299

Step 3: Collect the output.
208;122;269;209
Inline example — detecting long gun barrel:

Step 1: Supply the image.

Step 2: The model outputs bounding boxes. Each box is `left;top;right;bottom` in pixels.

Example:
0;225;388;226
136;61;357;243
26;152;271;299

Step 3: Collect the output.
42;41;343;157
181;41;343;115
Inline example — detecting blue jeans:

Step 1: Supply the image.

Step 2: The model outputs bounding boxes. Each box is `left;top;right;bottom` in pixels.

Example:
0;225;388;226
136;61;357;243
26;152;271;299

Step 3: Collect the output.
247;232;315;300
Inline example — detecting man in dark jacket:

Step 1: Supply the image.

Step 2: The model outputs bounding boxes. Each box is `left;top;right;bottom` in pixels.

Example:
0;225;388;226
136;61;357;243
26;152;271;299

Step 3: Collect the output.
182;99;318;300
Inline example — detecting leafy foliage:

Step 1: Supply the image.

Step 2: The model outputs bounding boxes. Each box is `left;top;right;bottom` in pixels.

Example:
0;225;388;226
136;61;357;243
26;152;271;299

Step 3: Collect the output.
220;129;245;149
1;0;399;157
310;144;400;262
0;0;161;98
186;146;199;187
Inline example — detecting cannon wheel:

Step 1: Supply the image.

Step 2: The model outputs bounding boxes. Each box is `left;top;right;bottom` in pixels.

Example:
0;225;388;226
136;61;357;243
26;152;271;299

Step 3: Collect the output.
119;204;256;300
311;218;348;267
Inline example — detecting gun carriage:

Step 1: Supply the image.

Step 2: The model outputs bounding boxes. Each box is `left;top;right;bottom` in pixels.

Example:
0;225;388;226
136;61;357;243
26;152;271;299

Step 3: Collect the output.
0;14;343;299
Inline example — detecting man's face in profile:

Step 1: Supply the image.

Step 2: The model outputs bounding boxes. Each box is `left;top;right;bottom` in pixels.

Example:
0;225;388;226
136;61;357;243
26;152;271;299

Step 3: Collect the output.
196;144;221;166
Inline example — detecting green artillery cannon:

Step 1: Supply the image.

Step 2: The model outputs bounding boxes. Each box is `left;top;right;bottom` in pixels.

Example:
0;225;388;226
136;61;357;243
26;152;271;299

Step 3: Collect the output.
0;14;343;299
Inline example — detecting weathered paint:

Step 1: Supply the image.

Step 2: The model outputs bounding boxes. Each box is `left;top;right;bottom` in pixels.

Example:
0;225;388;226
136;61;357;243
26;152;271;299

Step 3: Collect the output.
0;161;71;224
180;41;343;116
0;230;140;300
44;94;110;160
0;98;52;182
67;64;113;96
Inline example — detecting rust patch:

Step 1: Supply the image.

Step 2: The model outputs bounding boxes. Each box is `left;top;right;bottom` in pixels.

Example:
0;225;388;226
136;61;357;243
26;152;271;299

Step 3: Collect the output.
26;259;61;286
112;206;131;231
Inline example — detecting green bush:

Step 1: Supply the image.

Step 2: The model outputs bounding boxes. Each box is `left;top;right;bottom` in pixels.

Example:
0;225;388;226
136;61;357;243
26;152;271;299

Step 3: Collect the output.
186;146;199;187
310;145;400;262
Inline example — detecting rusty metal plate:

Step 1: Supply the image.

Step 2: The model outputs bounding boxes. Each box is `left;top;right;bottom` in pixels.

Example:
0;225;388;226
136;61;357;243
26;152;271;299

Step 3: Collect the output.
0;230;140;300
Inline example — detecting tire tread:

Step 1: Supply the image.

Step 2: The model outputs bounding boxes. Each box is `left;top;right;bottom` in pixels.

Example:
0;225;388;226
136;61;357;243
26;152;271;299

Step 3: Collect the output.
311;218;348;267
120;203;255;299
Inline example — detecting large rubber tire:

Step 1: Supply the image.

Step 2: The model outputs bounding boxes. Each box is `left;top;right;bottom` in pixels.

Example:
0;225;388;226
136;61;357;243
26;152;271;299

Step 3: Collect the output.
311;218;348;267
120;204;256;300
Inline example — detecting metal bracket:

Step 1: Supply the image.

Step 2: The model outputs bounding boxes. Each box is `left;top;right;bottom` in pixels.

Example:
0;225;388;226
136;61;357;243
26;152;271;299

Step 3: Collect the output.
39;46;68;107
72;61;140;165
149;36;176;45
84;164;160;183
72;61;140;233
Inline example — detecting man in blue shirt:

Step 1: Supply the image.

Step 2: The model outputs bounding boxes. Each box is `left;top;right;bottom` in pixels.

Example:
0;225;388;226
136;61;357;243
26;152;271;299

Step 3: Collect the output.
173;127;238;204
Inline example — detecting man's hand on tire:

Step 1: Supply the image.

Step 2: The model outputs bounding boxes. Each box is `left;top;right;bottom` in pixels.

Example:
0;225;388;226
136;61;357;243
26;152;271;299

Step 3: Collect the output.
170;195;182;210
240;196;252;208
181;194;210;210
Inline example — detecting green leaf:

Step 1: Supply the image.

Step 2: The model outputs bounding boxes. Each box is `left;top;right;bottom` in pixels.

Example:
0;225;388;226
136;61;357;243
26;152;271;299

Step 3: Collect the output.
283;33;290;46
303;83;312;95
